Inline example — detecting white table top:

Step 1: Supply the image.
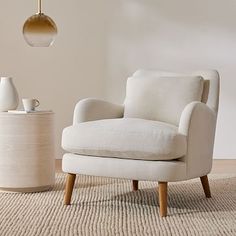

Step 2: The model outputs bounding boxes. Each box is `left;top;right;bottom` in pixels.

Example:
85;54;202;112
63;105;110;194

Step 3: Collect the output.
0;111;54;116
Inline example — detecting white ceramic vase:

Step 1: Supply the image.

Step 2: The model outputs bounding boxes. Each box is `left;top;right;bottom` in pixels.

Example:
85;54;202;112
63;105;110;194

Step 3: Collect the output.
0;77;19;112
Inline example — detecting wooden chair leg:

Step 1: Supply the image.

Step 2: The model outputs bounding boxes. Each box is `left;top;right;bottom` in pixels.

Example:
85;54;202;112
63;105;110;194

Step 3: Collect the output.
200;175;211;198
158;182;168;217
64;173;76;205
132;180;138;191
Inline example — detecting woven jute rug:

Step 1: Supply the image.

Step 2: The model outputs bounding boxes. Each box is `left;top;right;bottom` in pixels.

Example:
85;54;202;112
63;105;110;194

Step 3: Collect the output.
0;173;236;236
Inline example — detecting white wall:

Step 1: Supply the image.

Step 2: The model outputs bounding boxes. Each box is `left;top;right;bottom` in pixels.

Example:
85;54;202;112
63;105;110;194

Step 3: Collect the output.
0;0;107;158
105;0;236;159
0;0;235;158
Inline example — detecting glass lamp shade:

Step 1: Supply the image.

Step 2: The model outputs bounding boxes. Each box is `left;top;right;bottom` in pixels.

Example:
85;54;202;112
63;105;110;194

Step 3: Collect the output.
23;13;57;47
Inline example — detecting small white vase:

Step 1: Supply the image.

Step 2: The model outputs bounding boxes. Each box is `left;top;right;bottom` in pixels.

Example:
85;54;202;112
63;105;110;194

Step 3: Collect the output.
0;77;19;112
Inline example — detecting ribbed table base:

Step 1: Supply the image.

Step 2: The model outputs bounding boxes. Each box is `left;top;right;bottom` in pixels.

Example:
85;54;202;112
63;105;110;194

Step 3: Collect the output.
0;185;52;193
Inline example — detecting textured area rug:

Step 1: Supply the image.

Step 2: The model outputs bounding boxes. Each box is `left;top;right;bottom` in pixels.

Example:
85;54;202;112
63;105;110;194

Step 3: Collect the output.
0;174;236;236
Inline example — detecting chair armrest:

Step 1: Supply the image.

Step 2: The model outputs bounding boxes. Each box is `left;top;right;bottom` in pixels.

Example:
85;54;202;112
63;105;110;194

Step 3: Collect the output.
178;102;217;179
73;98;124;124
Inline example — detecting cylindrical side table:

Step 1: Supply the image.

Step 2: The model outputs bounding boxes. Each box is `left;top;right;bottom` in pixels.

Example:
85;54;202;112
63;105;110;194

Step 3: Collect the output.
0;112;55;192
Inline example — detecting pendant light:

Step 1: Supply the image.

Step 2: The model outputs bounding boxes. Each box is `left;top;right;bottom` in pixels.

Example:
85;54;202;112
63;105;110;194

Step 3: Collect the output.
23;0;57;47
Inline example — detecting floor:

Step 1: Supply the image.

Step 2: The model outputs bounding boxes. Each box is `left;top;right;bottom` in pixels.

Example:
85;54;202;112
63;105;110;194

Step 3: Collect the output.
2;171;235;235
55;159;236;174
211;159;236;174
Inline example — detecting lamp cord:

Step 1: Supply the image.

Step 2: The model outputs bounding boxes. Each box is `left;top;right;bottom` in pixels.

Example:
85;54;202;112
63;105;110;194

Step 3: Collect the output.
38;0;42;13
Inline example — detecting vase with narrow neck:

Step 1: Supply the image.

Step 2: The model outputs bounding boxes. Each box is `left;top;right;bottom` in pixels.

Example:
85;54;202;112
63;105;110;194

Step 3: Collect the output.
0;77;19;112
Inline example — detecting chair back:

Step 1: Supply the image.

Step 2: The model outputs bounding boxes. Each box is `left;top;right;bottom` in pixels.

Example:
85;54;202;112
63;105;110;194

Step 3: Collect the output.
123;70;220;126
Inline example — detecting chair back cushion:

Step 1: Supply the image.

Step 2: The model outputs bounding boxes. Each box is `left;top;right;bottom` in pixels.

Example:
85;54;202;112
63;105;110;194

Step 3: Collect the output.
132;69;220;114
124;75;204;125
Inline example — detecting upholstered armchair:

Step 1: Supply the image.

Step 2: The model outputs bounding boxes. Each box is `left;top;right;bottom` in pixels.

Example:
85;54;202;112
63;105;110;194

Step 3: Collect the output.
62;70;219;217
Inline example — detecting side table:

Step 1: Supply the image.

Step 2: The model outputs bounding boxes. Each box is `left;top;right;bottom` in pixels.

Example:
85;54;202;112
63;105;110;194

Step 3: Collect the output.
0;112;55;192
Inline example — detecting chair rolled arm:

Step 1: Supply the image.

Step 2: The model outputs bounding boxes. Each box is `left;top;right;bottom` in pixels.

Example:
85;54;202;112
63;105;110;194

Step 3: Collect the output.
73;98;124;124
178;102;217;179
179;102;216;135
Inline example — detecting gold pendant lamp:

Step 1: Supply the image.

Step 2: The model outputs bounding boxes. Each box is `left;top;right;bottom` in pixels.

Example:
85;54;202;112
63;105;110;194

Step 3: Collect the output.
23;0;57;47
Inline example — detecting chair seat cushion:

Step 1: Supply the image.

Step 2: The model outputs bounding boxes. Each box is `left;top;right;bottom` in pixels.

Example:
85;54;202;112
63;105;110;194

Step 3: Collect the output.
62;118;187;161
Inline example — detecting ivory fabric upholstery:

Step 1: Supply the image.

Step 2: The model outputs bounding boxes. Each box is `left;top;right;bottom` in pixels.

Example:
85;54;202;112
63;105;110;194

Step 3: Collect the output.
124;76;204;125
133;70;220;113
62;69;219;183
178;101;217;179
62;154;187;182
73;98;124;125
62;118;187;161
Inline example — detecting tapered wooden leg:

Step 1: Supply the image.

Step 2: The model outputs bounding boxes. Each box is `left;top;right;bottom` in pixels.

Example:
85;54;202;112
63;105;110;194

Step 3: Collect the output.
132;180;138;191
64;173;76;205
158;182;168;217
200;175;211;198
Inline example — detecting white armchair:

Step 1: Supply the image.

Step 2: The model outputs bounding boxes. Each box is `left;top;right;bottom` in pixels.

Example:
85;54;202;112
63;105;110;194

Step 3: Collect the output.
62;70;219;217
